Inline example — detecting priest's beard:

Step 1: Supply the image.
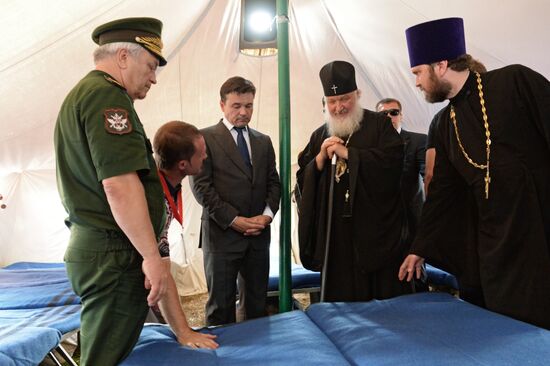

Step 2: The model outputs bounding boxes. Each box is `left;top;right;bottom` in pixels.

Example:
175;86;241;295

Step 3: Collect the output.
325;103;364;138
423;68;452;103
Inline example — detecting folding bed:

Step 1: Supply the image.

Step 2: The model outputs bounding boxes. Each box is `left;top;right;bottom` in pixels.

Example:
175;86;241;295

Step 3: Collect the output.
267;262;458;306
0;262;81;366
307;292;550;365
0;325;61;366
267;263;320;302
121;292;550;365
425;263;459;290
267;259;458;300
121;308;348;366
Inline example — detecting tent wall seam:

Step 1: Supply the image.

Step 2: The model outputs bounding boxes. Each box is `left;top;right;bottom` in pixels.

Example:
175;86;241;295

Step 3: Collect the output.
0;1;125;74
178;50;184;122
255;56;264;130
319;0;382;100
164;0;218;68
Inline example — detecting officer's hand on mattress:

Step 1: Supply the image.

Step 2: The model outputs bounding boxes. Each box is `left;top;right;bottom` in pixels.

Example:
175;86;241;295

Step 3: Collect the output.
142;256;169;306
398;254;425;282
179;329;219;350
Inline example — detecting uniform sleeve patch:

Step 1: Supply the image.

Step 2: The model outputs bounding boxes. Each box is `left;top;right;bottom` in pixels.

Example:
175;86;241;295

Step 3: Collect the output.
104;108;133;135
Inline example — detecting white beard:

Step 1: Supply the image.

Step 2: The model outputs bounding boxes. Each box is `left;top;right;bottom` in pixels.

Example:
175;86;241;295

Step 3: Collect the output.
325;103;364;138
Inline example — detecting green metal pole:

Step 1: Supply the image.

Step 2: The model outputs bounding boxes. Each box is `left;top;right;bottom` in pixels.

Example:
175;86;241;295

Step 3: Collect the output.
276;0;292;313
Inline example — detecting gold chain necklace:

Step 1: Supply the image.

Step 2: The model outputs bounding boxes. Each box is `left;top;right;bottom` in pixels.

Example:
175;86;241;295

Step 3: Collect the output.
335;133;353;183
450;71;492;199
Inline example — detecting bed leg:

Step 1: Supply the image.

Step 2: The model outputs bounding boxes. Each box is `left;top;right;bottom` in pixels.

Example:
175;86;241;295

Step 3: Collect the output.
54;345;78;366
46;351;63;366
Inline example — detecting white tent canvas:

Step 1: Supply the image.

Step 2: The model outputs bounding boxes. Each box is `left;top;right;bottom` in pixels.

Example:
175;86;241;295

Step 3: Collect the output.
1;0;548;294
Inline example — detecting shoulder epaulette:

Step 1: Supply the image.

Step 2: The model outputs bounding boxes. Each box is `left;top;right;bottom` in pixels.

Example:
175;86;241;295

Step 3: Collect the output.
103;75;126;90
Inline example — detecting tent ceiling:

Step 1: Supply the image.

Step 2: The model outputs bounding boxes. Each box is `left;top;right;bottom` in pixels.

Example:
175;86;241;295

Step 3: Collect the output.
0;0;548;264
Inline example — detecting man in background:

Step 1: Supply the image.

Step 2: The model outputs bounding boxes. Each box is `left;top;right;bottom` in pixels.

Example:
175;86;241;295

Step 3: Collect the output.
376;98;426;245
191;76;280;326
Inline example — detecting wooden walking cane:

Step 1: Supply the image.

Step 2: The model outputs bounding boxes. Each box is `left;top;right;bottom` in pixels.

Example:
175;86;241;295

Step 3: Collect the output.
320;154;337;302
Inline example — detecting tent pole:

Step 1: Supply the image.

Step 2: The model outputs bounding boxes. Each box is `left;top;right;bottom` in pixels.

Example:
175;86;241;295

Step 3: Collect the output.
276;0;292;313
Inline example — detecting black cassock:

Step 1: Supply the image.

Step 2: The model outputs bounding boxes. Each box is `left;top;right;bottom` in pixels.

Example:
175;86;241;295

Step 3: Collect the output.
413;65;550;329
297;109;412;301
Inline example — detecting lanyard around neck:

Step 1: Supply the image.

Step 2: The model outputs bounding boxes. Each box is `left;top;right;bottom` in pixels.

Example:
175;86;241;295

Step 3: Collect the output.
158;170;183;225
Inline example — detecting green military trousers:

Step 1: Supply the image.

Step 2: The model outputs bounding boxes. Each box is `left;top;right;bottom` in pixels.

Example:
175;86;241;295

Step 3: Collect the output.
65;225;149;366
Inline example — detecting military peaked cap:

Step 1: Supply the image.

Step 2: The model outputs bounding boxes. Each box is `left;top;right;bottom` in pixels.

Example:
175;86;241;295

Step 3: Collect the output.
92;17;167;66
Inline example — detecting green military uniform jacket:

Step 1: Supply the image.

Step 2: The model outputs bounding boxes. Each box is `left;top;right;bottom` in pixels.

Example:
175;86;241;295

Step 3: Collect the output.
54;70;165;239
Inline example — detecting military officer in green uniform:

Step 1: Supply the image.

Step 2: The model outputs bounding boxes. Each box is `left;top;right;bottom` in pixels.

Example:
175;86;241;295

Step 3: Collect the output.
54;17;170;365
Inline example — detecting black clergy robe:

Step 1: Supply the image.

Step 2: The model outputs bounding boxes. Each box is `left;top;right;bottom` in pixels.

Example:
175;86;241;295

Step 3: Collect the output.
412;65;550;329
400;129;427;245
297;109;412;301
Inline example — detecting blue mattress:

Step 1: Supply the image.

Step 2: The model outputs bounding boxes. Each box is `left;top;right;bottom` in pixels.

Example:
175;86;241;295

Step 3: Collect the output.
121;310;348;366
0;269;80;309
0;305;81;335
123;292;550;366
3;262;66;270
0;262;81;365
267;264;320;292
425;264;459;289
0;326;61;366
306;292;550;365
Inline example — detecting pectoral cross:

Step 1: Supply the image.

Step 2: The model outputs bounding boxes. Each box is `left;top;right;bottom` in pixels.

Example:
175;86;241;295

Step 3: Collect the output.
331;84;338;94
484;171;491;199
345;190;350;203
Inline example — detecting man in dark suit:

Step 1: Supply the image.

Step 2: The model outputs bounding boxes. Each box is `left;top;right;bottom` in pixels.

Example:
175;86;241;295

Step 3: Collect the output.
190;76;281;326
376;98;426;244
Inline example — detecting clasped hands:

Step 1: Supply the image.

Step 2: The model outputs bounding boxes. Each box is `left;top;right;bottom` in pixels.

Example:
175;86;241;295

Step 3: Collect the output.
315;136;349;170
231;215;272;236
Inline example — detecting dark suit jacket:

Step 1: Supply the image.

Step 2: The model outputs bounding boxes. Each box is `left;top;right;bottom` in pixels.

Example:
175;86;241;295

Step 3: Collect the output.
190;120;281;253
400;129;427;243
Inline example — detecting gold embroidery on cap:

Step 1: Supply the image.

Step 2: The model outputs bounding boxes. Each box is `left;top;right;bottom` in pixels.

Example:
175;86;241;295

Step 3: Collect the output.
135;36;163;55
